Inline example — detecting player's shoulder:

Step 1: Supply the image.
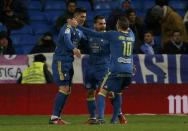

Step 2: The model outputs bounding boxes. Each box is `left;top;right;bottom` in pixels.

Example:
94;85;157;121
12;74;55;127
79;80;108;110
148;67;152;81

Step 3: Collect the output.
107;30;116;33
60;24;72;34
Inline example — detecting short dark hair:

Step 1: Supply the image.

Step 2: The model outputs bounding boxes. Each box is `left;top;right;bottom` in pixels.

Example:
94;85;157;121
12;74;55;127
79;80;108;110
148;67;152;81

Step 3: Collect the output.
144;30;154;36
74;8;87;17
94;15;105;23
126;8;136;16
34;54;46;63
117;16;129;30
66;0;77;6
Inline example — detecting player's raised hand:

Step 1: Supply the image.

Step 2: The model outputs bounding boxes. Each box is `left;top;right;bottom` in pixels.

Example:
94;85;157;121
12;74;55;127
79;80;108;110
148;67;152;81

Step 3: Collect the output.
73;48;81;58
71;18;78;27
67;18;78;27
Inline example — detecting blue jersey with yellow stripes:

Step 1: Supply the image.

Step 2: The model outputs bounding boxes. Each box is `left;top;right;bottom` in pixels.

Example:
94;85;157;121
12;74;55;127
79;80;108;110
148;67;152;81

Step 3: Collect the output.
87;36;110;65
82;36;110;89
53;24;85;62
78;26;135;74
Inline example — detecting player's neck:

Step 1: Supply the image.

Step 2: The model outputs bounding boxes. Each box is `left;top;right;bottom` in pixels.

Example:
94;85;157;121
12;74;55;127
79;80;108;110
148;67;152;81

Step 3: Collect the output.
119;29;128;34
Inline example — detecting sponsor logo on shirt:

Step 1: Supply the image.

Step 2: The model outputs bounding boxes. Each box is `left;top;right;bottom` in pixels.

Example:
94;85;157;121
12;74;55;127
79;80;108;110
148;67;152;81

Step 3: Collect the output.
117;57;131;63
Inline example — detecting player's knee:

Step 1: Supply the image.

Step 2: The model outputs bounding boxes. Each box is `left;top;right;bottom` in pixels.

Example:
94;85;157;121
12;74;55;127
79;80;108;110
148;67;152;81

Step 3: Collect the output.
87;89;95;101
117;92;123;96
98;88;108;97
59;86;71;95
108;91;115;99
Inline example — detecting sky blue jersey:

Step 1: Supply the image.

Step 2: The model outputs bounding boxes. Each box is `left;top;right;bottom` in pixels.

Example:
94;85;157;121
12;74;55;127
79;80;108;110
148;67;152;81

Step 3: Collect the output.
87;36;110;65
78;26;135;74
53;24;85;62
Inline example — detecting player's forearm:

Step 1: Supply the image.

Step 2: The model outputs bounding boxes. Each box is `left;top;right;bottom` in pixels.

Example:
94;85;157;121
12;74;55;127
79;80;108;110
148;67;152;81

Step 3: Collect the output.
78;25;103;38
64;35;75;50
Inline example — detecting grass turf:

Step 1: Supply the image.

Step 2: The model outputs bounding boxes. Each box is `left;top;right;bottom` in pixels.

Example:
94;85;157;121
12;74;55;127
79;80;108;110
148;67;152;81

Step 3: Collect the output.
0;115;188;131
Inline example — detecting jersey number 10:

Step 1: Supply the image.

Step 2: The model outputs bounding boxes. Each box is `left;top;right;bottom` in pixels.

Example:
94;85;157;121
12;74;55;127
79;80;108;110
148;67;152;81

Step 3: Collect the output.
123;41;132;56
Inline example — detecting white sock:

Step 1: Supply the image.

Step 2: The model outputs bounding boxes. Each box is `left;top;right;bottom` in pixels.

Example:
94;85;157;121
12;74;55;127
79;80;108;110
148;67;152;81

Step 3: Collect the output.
51;115;59;120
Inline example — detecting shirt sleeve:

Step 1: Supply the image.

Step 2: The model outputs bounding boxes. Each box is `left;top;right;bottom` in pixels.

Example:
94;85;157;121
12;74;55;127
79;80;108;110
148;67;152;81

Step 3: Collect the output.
78;25;112;40
62;27;75;50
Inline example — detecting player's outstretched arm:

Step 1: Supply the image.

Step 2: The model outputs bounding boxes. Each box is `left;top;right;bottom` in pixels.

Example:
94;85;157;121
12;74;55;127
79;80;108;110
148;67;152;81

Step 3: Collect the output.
68;18;112;40
77;25;111;40
63;27;75;50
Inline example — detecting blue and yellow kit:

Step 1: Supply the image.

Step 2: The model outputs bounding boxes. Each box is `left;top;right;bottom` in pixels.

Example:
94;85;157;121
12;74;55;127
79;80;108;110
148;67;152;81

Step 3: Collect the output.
52;24;85;86
82;35;110;89
78;26;135;92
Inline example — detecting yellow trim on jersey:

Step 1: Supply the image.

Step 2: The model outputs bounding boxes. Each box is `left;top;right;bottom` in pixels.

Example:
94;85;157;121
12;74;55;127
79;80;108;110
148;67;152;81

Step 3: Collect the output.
98;92;107;97
66;24;71;28
108;91;115;99
87;97;95;101
100;71;111;89
120;30;128;34
59;89;69;95
117;92;123;95
57;61;64;80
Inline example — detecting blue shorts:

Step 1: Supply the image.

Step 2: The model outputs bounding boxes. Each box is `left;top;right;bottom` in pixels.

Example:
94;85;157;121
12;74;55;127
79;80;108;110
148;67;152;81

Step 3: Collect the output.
102;73;132;93
52;60;74;87
83;64;108;90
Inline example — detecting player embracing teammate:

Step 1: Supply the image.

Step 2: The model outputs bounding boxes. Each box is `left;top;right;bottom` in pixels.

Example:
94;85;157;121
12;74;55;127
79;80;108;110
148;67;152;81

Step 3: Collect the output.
50;7;135;125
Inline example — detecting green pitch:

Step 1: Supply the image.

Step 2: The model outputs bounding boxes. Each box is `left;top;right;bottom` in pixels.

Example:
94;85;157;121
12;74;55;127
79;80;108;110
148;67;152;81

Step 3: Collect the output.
0;115;188;131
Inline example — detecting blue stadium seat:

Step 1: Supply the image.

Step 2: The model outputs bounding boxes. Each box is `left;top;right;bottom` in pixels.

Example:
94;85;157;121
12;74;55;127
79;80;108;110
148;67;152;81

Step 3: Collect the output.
45;1;66;10
108;1;118;9
132;0;142;11
28;1;42;10
11;25;33;35
169;0;187;10
143;0;155;11
87;20;93;28
95;0;113;1
31;23;51;35
87;11;95;21
177;10;186;16
14;44;35;54
77;1;91;10
137;11;145;17
94;2;111;10
11;34;37;54
29;11;47;22
45;10;63;24
11;35;37;45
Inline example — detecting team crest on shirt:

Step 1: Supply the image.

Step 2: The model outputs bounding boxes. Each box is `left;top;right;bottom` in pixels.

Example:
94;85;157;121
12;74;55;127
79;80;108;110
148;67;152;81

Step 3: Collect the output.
65;28;70;34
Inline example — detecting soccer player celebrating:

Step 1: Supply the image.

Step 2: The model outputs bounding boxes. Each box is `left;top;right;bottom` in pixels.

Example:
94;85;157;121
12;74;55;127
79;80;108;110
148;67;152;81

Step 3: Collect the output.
82;15;110;124
69;16;135;124
49;8;87;125
82;15;127;124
